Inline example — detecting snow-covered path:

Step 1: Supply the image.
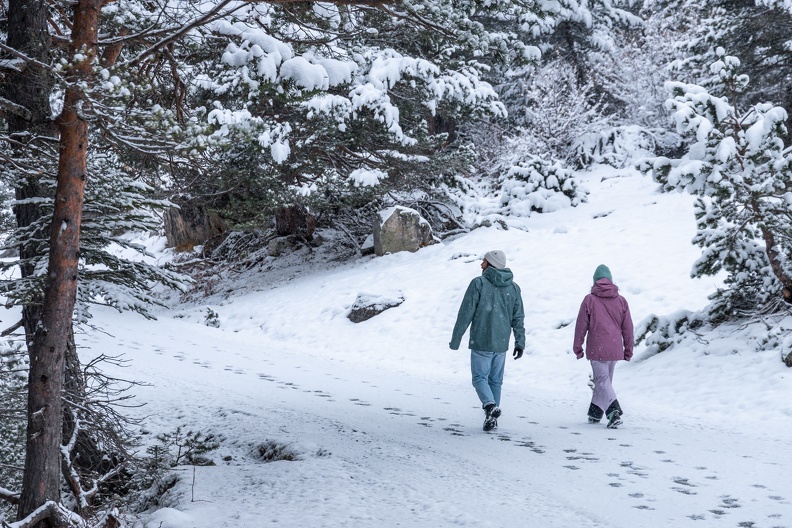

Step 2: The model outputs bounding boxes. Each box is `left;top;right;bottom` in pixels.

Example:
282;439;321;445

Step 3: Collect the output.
85;308;791;528
72;167;792;527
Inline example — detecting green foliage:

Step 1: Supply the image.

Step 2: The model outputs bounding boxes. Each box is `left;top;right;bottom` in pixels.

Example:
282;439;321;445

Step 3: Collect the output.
124;426;222;507
0;145;190;322
168;0;564;231
0;341;27;499
634;310;704;353
146;427;222;471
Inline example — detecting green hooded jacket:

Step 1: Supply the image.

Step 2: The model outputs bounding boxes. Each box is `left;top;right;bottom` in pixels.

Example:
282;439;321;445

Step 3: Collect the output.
450;266;525;353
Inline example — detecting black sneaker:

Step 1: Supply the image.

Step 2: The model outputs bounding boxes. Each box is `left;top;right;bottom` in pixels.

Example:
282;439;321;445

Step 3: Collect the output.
588;416;601;424
483;416;497;431
606;410;623;429
483;404;500;431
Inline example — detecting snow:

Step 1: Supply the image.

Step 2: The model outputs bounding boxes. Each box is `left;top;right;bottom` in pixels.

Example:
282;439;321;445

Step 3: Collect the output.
349;168;388;187
279;57;329;91
70;167;790;527
377;205;429;227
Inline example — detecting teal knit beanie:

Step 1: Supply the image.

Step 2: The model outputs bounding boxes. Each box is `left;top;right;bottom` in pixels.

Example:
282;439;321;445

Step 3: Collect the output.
593;264;612;284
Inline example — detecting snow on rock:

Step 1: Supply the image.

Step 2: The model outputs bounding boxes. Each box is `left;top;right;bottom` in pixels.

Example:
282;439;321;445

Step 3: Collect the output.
347;292;405;323
373;206;436;256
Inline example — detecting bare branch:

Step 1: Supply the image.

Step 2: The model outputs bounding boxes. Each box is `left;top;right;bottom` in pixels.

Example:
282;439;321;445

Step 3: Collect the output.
4;500;84;528
0;43;51;71
119;0;396;68
378;3;453;36
122;0;245;68
1;319;25;337
0;486;21;506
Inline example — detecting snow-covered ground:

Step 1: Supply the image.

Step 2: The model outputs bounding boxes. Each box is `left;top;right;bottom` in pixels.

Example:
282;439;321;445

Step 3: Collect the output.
79;167;791;527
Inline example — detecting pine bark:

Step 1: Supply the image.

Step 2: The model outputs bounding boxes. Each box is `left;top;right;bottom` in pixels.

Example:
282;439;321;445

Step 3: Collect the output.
17;1;101;524
4;0;53;343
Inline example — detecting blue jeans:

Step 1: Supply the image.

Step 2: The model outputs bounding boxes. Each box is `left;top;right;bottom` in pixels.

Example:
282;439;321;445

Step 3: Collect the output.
470;350;506;408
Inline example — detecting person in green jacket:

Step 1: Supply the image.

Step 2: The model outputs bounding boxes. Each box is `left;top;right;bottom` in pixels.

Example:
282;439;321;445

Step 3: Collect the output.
450;250;526;431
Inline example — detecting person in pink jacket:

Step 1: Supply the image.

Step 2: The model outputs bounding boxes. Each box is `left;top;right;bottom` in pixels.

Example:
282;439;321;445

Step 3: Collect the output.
573;264;634;428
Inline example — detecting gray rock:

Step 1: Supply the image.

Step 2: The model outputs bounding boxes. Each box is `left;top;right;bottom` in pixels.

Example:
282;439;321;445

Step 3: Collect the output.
347;293;404;323
374;206;436;256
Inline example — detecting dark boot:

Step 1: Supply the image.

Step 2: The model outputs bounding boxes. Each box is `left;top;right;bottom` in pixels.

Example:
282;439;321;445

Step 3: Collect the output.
483;403;500;431
605;400;623;416
587;402;604;423
606;400;623;429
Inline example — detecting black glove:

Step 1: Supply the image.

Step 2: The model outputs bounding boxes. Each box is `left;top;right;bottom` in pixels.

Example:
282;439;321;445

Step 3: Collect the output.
513;347;523;360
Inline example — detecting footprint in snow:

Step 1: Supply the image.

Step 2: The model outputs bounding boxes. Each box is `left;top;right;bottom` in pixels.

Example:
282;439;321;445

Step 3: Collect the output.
719;496;741;509
593;210;614;219
672;487;697;496
514;440;544;454
620;461;648;478
566;453;599;462
417;416;434;427
443;426;466;437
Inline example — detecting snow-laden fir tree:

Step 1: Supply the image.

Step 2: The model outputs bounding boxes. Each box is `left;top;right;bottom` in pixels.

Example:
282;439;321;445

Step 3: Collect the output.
178;0;536;233
0;147;188;324
640;49;792;320
668;0;792;141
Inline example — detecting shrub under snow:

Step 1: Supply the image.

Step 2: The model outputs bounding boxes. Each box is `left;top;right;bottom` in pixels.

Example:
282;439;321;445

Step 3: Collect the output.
499;155;588;216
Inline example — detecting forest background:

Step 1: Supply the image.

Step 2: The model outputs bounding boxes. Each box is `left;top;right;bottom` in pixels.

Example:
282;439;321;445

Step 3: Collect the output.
1;0;792;527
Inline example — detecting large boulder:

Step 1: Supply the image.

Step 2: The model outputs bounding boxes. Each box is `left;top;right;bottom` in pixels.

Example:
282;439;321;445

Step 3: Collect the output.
373;206;436;256
164;196;225;250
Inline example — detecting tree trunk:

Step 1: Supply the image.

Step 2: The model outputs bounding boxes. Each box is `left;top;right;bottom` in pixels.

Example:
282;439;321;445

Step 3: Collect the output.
275;205;316;239
761;224;792;303
4;0;53;345
17;1;101;524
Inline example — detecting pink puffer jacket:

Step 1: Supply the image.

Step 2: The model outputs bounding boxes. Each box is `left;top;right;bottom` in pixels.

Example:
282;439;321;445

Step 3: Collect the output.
573;279;634;361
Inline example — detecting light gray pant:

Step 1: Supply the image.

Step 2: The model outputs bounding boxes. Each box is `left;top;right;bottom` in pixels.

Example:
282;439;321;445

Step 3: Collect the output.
590;360;617;412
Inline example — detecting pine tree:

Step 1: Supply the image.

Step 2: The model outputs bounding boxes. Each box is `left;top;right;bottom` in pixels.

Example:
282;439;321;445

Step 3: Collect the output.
640;49;792;320
172;0;569;233
671;0;792;141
